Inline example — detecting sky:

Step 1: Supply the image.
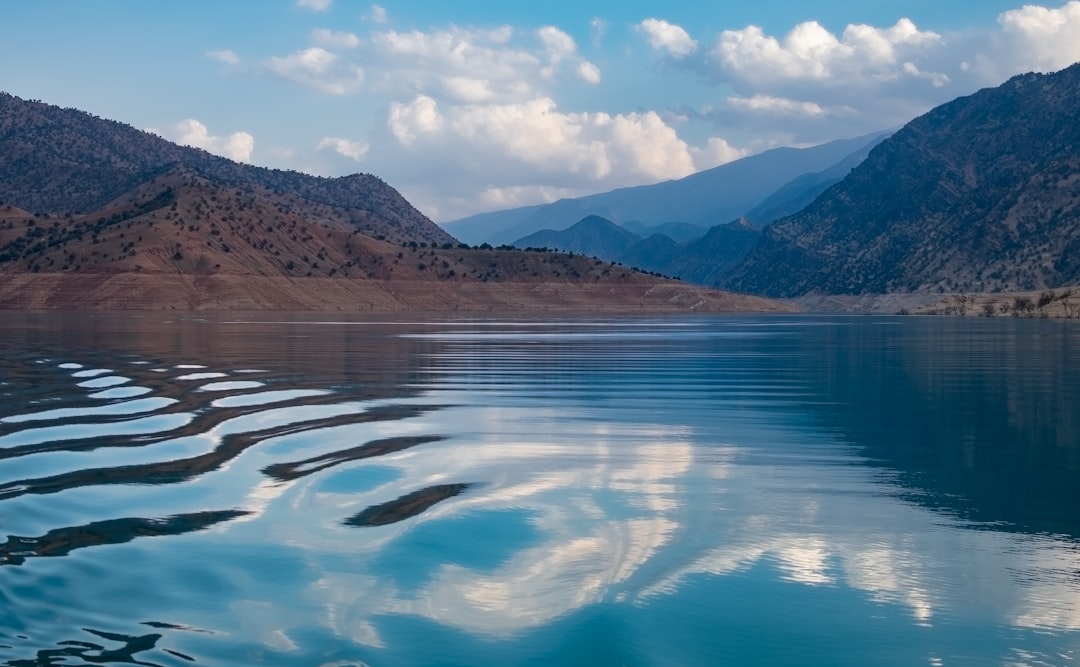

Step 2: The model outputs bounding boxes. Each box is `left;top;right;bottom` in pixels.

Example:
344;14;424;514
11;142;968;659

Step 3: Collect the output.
2;1;1079;222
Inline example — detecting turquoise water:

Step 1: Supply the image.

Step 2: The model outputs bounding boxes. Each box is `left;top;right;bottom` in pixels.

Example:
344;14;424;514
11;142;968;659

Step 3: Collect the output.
0;313;1078;666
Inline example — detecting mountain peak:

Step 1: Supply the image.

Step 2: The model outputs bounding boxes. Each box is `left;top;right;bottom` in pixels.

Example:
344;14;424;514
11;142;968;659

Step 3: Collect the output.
726;62;1080;297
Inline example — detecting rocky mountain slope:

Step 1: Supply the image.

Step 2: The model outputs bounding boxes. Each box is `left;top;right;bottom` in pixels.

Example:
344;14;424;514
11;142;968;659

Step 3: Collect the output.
0;92;452;245
0;94;792;313
443;132;889;245
726;63;1080;297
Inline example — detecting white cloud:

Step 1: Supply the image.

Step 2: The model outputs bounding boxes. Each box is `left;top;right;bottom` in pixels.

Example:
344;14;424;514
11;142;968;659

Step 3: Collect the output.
311;29;360;50
296;0;331;10
710;18;944;88
692;16;960;142
981;1;1080;76
477;185;582;211
368;27;540;103
386;95;702;188
637;18;698;59
690;137;749;171
727;94;830;117
388;95;443;147
161;119;255;163
369;4;388;24
538;25;577;63
206;49;239;65
317;137;369;161
577;61;602;85
265;47;364;94
590;18;608;48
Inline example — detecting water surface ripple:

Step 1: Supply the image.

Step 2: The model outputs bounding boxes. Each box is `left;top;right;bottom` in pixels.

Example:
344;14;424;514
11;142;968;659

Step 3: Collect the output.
0;314;1078;666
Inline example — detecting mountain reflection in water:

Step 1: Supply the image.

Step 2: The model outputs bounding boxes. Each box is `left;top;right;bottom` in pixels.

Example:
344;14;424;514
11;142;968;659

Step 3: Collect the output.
0;313;1078;666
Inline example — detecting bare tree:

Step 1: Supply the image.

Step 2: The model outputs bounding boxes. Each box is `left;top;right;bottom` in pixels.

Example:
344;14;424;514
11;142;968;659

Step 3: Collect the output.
1060;287;1077;319
957;293;970;316
1013;296;1034;317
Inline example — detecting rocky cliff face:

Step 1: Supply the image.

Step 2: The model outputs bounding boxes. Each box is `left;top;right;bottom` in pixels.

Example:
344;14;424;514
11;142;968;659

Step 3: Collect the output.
726;63;1080;297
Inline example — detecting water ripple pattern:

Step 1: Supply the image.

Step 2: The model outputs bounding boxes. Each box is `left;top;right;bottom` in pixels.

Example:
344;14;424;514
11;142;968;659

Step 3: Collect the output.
0;316;1077;666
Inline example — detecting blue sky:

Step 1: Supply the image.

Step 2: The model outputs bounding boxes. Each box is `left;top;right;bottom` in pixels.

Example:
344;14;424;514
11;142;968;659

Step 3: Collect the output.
2;1;1079;221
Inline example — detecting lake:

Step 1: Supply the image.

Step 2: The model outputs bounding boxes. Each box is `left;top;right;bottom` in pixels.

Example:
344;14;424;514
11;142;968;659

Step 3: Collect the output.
1;313;1078;666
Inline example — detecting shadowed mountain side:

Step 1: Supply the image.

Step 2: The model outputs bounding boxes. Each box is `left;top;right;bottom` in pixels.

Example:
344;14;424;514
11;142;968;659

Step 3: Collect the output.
0;92;450;245
726;63;1080;297
664;220;762;286
344;483;472;527
741;137;888;225
442;132;890;245
618;234;685;276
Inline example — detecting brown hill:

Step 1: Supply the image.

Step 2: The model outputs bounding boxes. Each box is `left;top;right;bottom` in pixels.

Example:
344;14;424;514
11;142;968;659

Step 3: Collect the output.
0;92;451;246
0;171;791;313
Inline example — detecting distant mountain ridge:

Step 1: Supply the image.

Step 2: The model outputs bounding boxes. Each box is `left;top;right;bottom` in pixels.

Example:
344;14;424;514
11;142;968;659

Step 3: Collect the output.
726;63;1080;296
442;131;890;245
514;215;761;284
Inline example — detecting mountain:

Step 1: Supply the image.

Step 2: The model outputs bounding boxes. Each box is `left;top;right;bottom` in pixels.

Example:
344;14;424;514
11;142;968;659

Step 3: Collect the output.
0;92;452;246
741;137;887;225
0;92;793;313
664;220;763;286
511;215;761;285
515;215;640;257
726;63;1080;297
621;220;705;244
441;131;890;245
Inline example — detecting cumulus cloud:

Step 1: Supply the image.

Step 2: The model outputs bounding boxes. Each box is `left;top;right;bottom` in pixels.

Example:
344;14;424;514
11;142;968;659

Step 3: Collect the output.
684;16;961;142
538;25;577;63
265;47;364;94
161;119;255;163
263;22;599;103
311;29;360;50
206;49;239;65
368;27;539;102
967;1;1080;79
577;61;602;85
710;18;944;89
690;137;749;171
378;96;748;219
369;4;388;24
317;137;369;161
386;95;711;191
637;18;698;58
535;26;604;83
388;95;443;147
296;0;331;10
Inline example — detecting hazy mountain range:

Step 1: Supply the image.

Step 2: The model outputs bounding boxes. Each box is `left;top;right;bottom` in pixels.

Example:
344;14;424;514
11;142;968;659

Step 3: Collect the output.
442;131;890;246
489;62;1080;298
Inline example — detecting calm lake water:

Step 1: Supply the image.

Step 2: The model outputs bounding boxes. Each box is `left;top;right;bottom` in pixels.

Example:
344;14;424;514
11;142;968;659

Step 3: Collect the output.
0;313;1078;666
